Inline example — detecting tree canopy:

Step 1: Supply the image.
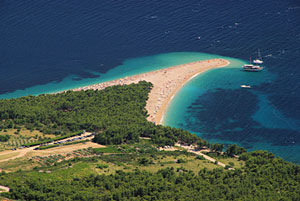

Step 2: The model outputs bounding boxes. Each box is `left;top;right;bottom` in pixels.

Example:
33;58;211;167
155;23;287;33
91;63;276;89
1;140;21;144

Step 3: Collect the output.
0;82;299;200
0;81;152;135
2;151;300;201
0;82;200;146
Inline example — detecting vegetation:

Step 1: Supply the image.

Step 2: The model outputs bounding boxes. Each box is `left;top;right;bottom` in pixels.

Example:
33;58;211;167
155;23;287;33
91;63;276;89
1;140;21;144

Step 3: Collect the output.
0;134;10;142
92;147;122;154
36;139;89;150
225;144;247;157
0;82;299;200
0;81;200;147
96;164;109;169
1;150;300;201
0;128;55;151
22;131;83;147
0;82;152;135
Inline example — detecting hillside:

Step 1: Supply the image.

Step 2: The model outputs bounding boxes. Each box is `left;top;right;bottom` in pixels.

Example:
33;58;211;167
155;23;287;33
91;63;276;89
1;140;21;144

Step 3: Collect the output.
0;82;299;201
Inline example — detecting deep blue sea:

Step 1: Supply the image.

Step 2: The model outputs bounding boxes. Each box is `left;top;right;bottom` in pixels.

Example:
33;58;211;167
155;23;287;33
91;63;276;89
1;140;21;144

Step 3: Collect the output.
1;1;300;163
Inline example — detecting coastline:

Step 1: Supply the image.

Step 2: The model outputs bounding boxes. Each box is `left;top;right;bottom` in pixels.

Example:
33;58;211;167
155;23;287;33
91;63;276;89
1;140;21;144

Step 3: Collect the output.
155;59;230;124
71;58;230;124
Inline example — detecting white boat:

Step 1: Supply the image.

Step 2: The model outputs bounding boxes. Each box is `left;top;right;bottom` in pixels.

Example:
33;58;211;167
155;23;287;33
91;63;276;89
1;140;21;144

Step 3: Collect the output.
253;59;263;64
243;57;263;72
253;49;263;64
241;85;251;88
243;64;263;72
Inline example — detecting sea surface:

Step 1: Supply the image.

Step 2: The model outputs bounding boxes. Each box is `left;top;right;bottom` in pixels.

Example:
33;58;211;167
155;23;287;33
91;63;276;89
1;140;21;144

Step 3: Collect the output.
1;1;300;163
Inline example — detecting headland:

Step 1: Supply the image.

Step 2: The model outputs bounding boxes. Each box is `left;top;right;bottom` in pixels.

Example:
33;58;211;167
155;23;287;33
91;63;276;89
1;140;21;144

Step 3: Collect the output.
73;58;230;124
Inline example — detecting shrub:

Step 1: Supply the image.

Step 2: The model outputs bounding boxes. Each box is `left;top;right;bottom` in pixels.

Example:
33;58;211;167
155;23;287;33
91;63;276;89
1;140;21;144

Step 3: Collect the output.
138;158;153;166
0;134;10;142
196;155;205;160
176;159;187;163
238;153;250;161
96;164;109;169
225;165;231;169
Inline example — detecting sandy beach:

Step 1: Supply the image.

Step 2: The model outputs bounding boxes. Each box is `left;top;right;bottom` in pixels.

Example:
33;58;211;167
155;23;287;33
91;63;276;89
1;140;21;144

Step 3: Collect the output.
73;58;230;124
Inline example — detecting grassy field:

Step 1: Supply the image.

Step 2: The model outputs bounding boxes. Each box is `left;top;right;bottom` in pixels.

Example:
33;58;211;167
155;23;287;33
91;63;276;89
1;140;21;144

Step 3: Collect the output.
0;139;244;180
218;157;245;168
0;147;244;177
0;152;19;161
2;128;55;138
132;155;219;173
0;128;55;151
29;162;97;181
13;153;222;179
88;147;237;175
0;157;38;172
89;146;121;154
0;144;246;201
32;151;240;177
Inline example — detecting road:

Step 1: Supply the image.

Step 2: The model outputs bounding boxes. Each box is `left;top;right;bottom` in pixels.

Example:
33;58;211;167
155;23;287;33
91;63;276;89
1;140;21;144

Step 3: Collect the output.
175;144;234;169
0;146;37;163
0;132;95;163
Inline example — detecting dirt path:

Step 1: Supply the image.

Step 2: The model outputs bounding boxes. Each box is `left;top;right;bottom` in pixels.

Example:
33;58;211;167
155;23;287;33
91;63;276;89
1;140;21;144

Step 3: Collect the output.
0;132;100;163
174;144;233;169
0;185;9;192
0;142;105;162
0;146;36;163
35;141;104;155
0;135;105;164
188;149;226;167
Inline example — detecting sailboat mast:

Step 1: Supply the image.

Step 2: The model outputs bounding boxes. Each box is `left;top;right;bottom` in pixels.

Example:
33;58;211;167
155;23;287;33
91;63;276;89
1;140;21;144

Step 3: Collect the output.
258;49;262;60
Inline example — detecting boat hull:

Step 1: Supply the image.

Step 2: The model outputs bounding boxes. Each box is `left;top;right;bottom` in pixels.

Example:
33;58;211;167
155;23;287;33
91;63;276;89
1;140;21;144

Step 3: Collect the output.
243;67;263;72
242;64;263;72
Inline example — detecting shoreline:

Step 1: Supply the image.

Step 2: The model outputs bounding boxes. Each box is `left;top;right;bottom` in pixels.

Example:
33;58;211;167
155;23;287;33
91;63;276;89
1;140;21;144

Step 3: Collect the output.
155;59;230;124
71;58;230;124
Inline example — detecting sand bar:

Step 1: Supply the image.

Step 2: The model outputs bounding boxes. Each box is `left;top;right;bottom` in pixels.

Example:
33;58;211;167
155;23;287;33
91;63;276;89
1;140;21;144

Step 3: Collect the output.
73;58;230;124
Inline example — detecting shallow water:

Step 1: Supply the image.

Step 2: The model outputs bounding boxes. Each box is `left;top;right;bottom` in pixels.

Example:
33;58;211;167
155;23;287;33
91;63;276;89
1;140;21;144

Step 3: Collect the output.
0;52;228;99
164;54;300;163
1;1;300;163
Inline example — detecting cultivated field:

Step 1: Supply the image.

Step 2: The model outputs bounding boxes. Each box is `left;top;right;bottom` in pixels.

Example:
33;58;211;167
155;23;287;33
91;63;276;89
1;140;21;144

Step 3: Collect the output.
0;128;55;151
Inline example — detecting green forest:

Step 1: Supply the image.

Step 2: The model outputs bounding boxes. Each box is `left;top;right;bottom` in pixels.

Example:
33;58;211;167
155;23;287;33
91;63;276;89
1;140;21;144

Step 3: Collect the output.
0;82;299;201
0;81;152;135
1;151;300;201
0;81;200;146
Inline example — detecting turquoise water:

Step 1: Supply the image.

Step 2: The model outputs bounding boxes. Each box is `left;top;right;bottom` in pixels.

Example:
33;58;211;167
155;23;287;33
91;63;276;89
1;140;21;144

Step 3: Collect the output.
0;52;231;99
2;1;300;164
164;57;276;127
164;56;275;127
163;53;300;163
1;51;300;163
0;52;211;99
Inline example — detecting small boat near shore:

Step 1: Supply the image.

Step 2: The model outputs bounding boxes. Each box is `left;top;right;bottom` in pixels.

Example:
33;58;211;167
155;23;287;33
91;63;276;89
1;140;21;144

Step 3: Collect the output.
253;49;263;64
243;64;263;72
253;59;263;64
241;85;251;88
242;56;263;72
